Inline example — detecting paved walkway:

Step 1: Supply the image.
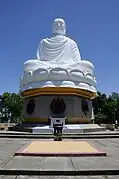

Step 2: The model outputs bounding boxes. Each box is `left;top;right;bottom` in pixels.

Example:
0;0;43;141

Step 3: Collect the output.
0;138;119;178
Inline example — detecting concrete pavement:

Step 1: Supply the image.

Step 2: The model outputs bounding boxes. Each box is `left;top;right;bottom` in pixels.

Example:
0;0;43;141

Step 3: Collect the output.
0;138;119;178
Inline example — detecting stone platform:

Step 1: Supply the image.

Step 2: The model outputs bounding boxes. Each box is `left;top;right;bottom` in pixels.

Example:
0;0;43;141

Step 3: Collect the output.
32;124;106;134
10;123;106;134
14;141;106;157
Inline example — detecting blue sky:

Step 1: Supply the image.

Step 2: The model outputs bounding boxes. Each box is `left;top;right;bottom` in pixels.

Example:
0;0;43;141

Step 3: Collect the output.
0;0;119;95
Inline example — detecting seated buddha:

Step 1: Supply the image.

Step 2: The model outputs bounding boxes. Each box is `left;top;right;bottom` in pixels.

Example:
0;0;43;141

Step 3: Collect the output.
24;18;94;78
24;18;85;72
37;18;81;64
21;18;96;93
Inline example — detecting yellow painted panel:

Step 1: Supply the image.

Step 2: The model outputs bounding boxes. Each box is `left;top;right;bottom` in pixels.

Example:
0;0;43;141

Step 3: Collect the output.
24;118;90;123
21;87;96;99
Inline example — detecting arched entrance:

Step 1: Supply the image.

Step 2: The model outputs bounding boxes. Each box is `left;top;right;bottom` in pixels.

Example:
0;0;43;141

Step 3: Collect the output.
50;97;66;115
81;99;89;115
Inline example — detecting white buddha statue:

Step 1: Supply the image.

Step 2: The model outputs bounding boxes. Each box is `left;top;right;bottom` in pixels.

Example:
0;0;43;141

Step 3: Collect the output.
22;18;96;93
24;18;94;77
37;18;81;65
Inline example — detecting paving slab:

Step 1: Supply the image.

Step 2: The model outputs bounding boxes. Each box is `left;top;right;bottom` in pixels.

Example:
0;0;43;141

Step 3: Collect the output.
3;156;45;170
0;138;33;167
3;156;74;171
71;156;119;170
40;157;74;171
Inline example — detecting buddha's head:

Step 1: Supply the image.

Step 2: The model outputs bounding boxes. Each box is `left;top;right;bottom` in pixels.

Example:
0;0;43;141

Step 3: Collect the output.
52;18;66;36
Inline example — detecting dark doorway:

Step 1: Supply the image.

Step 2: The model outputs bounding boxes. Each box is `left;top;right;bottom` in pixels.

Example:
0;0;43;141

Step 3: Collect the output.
50;97;66;115
26;99;35;115
81;99;89;115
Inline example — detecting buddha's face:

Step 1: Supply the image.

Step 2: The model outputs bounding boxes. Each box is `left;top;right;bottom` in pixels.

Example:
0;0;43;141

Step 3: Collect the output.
52;18;66;36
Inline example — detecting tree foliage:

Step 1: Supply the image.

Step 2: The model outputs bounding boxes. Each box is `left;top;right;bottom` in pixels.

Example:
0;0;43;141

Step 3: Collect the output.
92;92;119;124
0;92;23;124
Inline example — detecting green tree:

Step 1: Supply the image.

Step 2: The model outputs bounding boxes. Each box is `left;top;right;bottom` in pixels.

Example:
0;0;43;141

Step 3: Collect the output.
1;92;23;123
92;91;119;124
92;91;107;114
94;113;107;124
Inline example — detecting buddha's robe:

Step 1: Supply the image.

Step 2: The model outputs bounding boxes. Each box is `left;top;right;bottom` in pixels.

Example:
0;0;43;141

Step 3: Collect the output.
37;35;81;65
